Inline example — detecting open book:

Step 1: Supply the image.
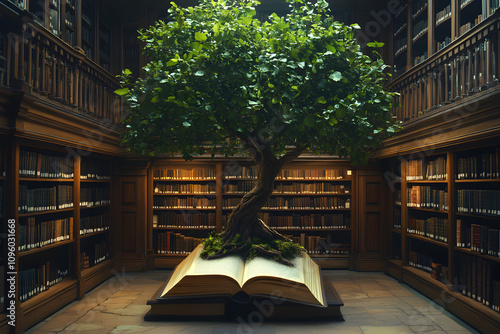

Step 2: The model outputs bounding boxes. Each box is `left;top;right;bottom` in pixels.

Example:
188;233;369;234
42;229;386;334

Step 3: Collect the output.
160;244;326;307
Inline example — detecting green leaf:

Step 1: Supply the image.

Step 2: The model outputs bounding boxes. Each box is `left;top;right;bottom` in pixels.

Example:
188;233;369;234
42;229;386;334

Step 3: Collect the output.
195;32;207;42
151;95;160;103
329;71;342;81
213;23;220;36
328;117;338;126
123;69;132;76
241;16;252;25
114;88;129;96
366;41;384;48
304;114;315;127
166;58;179;66
195;70;205;76
316;96;327;104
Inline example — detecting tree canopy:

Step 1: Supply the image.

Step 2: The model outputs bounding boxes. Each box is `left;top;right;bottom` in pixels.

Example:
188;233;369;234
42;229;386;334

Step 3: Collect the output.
117;0;399;165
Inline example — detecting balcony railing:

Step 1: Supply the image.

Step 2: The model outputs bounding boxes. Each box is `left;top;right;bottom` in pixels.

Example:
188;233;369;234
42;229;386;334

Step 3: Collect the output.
1;15;122;124
389;12;500;123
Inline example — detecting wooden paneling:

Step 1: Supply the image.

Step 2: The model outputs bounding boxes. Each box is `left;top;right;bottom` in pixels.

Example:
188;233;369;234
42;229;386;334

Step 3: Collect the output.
354;173;388;271
112;175;147;271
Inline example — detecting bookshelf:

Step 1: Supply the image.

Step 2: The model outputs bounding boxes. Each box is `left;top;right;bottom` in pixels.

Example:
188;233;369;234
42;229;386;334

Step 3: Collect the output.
392;0;498;76
5;144;115;332
150;161;354;269
152;164;217;264
63;0;76;46
387;143;500;331
81;0;95;59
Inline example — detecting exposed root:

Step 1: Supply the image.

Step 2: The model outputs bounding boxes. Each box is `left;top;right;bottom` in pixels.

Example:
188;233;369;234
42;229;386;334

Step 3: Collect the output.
252;245;294;266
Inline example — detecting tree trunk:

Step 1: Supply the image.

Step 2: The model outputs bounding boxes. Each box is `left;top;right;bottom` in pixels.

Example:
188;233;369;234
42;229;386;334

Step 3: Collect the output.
221;151;286;243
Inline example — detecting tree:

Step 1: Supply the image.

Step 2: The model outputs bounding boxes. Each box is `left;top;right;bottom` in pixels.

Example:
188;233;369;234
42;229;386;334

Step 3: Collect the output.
117;0;399;265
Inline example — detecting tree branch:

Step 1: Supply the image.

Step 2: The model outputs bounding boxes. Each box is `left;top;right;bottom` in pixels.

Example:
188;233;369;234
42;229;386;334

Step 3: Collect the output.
280;145;308;164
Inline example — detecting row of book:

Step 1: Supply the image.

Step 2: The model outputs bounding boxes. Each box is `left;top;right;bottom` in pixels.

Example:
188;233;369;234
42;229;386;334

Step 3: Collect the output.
154;183;216;194
412;19;428;41
276;169;348;180
457;254;500;312
459;14;483;36
414;52;428;66
18;217;73;252
82;240;109;268
407;186;448;210
460;0;475;9
19;261;69;302
80;160;110;180
18;185;73;213
287;234;350;255
153;197;216;209
457;189;500;216
153;212;216;228
156;232;204;254
407;217;448;243
394;37;407;56
457;219;499;257
406;157;447;181
457;151;499;179
437;36;452;51
223;197;351;210
80;211;110;235
257;212;351;229
19;150;74;179
80;186;110;207
222;181;350;194
436;4;451;25
430;262;449;284
153;168;217;180
408;250;435;273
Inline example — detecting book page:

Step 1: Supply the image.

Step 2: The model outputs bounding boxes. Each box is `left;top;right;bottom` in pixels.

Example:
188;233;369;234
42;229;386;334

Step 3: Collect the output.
242;255;303;284
161;245;245;297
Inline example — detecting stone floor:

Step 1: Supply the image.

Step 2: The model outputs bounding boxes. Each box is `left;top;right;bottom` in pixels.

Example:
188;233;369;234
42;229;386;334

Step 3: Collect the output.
27;270;479;334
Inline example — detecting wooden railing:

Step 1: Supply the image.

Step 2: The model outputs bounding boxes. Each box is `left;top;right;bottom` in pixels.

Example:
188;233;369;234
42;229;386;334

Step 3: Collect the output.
389;12;500;123
1;16;122;124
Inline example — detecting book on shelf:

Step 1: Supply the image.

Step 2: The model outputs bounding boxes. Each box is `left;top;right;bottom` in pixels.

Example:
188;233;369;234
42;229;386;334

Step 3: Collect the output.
154;168;216;180
458;254;499;310
457;219;499;256
156;232;204;254
457;150;499;179
80;211;110;235
81;252;90;270
155;183;216;194
407;186;448;210
80;159;110;180
19;150;74;179
406;157;447;181
407;217;448;242
436;4;451;24
457;189;500;216
18;184;73;213
154;196;216;209
19;261;69;302
258;212;350;230
153;212;216;228
80;184;110;207
18;217;73;252
159;244;326;307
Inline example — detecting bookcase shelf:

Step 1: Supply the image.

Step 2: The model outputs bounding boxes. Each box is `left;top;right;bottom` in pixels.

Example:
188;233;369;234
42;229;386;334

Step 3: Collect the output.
18;239;74;258
80;229;109;239
150;161;353;267
387;142;500;330
407;233;448;248
18;208;74;217
455;247;500;264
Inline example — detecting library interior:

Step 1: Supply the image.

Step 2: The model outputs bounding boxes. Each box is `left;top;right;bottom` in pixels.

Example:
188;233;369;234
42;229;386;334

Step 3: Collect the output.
0;0;500;333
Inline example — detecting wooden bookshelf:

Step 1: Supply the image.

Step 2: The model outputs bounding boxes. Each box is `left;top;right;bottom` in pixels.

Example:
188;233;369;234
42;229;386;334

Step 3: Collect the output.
386;143;500;332
0;143;116;333
149;161;354;269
